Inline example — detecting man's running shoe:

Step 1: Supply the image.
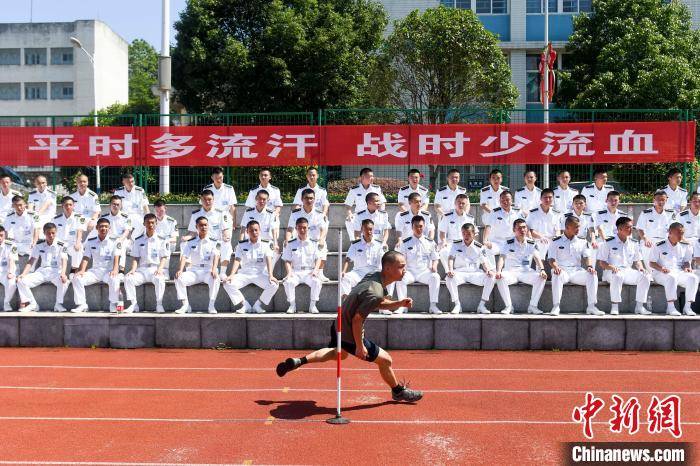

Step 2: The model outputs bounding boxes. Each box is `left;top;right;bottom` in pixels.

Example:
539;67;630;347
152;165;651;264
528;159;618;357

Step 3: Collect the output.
276;358;300;377
392;386;423;402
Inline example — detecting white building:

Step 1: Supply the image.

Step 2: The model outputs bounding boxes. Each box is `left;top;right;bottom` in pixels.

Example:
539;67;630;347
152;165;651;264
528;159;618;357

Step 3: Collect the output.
0;20;128;127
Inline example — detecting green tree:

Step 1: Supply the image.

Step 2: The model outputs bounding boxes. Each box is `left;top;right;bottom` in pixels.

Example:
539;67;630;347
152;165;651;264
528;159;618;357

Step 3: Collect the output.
367;6;518;188
127;39;160;113
557;0;700;109
368;6;518;116
171;0;387;113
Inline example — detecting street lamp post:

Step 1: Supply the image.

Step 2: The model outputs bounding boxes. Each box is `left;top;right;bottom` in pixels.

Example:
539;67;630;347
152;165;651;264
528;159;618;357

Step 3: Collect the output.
70;36;101;193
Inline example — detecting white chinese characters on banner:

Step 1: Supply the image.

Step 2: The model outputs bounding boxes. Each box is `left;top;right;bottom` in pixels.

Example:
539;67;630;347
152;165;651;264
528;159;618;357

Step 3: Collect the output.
89;134;139;159
28;134;79;160
419;132;471;158
206;133;258;159
267;134;317;159
605;130;658;155
542;130;594;157
151;133;196;159
357;132;408;158
480;132;532;157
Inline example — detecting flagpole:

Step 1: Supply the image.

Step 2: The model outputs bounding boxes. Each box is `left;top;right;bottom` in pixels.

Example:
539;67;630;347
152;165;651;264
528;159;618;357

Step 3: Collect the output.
543;0;550;188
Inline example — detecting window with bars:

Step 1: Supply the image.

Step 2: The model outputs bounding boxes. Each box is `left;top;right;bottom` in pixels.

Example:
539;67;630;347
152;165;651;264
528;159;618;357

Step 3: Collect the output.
50;48;73;65
0;83;21;100
527;0;558;13
439;0;472;7
50;82;74;100
526;54;541;103
0;49;21;65
475;0;507;13
24;48;47;65
24;82;47;100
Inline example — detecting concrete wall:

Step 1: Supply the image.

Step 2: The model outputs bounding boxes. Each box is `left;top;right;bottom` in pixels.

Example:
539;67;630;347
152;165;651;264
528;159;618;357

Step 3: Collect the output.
1;314;698;351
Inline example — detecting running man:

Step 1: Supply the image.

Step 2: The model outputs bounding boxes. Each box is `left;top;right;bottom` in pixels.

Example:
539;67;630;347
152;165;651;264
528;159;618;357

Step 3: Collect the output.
275;251;423;403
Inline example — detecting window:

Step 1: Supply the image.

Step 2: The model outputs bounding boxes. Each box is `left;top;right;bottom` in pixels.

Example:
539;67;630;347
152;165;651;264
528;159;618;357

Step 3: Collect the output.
24;82;47;100
24;48;47;65
51;82;74;100
527;0;558;13
24;118;48;127
0;118;21;127
0;49;21;65
526;54;541;103
440;0;472;7
51;48;73;65
475;0;507;13
561;0;592;12
0;83;21;100
54;117;76;127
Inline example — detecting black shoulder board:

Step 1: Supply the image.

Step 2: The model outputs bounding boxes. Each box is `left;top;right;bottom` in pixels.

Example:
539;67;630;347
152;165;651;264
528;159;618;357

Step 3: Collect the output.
53;214;62;219
120;213;129;218
665;209;675;213
400;185;409;190
370;184;380;188
473;241;483;247
564;212;573;217
351;239;361;244
552;208;561;214
100;213;108;218
239;239;249;243
643;208;652;213
351;185;359;190
481;186;490;192
526;239;535;244
453;239;462;243
356;209;367;215
399;211;410;217
418;185;427;191
402;236;413;243
606;236;615;242
529;208;538;212
604;185;613;189
192;208;200;213
133;234;144;241
266;208;274;213
506;238;515;244
444;211;455;216
656;240;666;246
516;187;525;192
260;239;269;242
438;186;447;192
37;239;46;244
245;207;254;212
135;186;144;191
552;235;562;241
597;210;607;215
680;240;689;245
292;207;301;212
492;207;502;212
420;210;430;215
29;190;37;194
680;210;690;216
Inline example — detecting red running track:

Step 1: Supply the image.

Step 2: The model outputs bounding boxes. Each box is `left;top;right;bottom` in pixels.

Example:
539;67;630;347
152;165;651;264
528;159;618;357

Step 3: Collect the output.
0;348;697;465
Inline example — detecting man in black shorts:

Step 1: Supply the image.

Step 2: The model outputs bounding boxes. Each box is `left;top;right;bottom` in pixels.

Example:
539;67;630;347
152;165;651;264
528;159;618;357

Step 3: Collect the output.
276;250;423;402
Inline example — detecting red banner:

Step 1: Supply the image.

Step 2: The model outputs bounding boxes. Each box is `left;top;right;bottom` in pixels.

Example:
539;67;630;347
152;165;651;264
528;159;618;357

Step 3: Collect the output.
0;122;694;166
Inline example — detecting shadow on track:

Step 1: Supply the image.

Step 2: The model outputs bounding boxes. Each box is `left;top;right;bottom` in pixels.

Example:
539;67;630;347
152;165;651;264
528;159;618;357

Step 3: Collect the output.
256;399;409;420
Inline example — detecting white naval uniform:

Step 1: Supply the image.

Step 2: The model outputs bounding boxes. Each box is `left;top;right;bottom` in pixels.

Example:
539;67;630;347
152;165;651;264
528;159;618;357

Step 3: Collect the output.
397;184;430;210
394;209;434;240
53;213;87;269
434;185;467;217
204;182;238;212
343;183;386;237
28;188;57;233
547;235;598;308
155;215;178;255
223;239;278;309
293;184;329;211
353;209;391;242
594;208;630;239
437;210;476;270
446;240;495;305
0;240;18;308
561;211;595;239
636;208;676;265
17;240;69;306
288;207;328;242
244;184;283;211
597;235;650;304
650;239;698;303
98;212;132;268
553;186;579;213
175;236;221;304
678;209;700;240
188;207;233;262
340;238;383;296
526;206;562;250
479;185;509;222
282;238;323;306
0;189;21;222
114;185;149;238
514;186;541;214
580;184;613;213
663;185;688;213
482;207;523;254
496;237;546;310
241;207;276;241
4;212;37;256
72;235;123;307
395;235;440;306
70;189;101;225
124;233;170;306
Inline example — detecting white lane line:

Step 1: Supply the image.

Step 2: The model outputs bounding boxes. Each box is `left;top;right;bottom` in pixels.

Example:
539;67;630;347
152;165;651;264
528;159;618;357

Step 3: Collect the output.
0;415;697;426
0;385;699;396
0;365;698;374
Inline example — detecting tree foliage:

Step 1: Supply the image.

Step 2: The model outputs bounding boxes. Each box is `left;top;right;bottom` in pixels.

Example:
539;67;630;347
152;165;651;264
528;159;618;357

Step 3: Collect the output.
128;39;160;113
557;0;700;109
171;0;387;113
367;6;518;118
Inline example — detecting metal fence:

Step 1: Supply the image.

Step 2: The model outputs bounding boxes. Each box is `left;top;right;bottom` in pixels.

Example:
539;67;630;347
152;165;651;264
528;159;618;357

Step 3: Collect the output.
0;109;697;202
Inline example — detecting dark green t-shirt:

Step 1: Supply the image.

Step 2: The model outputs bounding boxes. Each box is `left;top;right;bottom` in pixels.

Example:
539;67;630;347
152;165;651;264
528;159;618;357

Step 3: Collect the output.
340;271;387;344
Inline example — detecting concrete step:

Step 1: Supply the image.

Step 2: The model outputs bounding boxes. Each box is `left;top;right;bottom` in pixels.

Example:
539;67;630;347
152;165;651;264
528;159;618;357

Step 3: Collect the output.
0;313;697;351
4;280;697;316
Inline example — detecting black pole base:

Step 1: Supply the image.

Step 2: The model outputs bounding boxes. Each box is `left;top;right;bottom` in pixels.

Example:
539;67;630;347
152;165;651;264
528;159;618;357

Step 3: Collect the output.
326;414;350;425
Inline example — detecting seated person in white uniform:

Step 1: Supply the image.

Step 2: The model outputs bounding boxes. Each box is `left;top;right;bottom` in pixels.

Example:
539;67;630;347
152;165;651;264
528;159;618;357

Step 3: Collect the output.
340;218;384;300
446;223;495;315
